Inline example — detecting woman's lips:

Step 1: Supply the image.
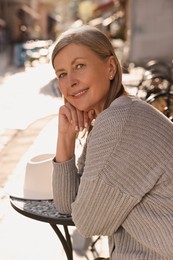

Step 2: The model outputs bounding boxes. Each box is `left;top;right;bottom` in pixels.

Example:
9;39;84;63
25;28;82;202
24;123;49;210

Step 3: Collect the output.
72;89;88;97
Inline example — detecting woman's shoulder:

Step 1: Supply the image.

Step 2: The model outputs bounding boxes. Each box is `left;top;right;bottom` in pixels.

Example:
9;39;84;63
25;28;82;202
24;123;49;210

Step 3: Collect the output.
97;95;137;124
91;96;135;139
110;95;139;107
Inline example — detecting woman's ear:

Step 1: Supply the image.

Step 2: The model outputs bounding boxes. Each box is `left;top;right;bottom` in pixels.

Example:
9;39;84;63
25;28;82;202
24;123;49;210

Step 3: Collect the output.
108;56;117;80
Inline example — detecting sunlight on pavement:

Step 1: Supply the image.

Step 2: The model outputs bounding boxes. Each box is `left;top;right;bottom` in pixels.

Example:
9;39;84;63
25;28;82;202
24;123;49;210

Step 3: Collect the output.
0;64;62;130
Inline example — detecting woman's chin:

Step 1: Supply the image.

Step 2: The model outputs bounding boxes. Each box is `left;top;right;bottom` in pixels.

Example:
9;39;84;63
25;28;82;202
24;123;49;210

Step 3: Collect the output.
73;103;89;112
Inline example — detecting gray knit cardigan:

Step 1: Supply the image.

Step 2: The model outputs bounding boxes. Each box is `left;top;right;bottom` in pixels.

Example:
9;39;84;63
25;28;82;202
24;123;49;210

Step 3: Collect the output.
52;95;173;260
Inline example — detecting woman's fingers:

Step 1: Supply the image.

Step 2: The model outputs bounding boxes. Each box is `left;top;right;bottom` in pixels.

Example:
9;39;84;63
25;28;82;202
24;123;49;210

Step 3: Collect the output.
58;105;73;134
65;102;80;131
76;109;85;131
59;103;96;133
59;105;72;123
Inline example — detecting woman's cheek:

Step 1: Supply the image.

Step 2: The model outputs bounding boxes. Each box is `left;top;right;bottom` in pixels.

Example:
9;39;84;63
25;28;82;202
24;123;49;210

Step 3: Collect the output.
59;84;66;96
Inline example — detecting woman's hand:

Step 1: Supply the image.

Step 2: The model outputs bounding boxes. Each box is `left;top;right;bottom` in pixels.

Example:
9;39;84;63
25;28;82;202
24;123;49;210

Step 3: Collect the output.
58;102;95;136
56;102;95;162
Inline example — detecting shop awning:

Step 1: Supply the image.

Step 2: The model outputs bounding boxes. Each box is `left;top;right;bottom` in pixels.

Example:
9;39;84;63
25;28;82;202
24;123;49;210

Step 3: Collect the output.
94;0;115;12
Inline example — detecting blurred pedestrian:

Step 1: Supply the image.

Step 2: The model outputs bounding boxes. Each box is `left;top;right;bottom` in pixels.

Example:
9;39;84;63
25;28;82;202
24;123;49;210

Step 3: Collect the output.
51;25;173;259
14;24;29;67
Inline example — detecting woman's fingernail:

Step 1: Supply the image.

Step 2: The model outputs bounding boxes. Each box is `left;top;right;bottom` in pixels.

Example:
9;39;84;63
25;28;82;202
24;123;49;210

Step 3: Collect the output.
75;126;79;131
84;122;88;128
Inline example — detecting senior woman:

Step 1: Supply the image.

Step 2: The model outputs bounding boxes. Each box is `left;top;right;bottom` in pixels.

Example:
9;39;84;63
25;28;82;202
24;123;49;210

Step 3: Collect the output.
51;25;173;260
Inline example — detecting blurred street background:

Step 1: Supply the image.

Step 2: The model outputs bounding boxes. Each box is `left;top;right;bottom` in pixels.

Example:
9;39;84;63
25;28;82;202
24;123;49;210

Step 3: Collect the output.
0;0;173;259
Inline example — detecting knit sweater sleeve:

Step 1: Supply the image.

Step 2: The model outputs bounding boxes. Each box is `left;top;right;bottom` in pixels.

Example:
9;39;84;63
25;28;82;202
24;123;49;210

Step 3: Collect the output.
52;155;80;213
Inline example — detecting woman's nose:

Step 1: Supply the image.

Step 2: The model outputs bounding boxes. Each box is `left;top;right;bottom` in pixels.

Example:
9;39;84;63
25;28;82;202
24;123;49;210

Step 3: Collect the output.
68;72;78;87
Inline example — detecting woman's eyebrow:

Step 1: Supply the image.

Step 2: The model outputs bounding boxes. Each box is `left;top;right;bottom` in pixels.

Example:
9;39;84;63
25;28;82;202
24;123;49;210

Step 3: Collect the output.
55;68;64;74
71;57;86;65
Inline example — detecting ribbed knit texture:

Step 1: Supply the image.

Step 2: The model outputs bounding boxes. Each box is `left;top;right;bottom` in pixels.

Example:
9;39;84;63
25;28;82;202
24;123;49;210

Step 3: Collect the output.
52;95;173;259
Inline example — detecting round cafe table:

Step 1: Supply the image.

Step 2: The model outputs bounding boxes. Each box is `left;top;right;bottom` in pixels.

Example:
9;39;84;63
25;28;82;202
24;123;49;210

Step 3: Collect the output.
10;196;75;260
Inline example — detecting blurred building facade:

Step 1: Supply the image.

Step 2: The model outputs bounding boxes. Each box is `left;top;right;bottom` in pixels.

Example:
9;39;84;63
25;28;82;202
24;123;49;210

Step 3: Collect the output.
0;0;50;68
0;0;59;44
126;0;173;66
1;0;172;69
0;0;123;67
0;0;79;67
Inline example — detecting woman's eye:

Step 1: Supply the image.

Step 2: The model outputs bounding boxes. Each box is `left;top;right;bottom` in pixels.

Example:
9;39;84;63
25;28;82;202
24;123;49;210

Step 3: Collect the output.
58;72;67;79
76;64;84;69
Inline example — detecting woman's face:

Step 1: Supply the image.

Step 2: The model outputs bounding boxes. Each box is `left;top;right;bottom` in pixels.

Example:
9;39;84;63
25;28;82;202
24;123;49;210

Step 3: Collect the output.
53;43;114;114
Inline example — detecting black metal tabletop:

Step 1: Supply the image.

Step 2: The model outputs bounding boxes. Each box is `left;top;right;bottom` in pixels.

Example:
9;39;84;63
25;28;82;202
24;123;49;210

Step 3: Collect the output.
10;196;74;225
